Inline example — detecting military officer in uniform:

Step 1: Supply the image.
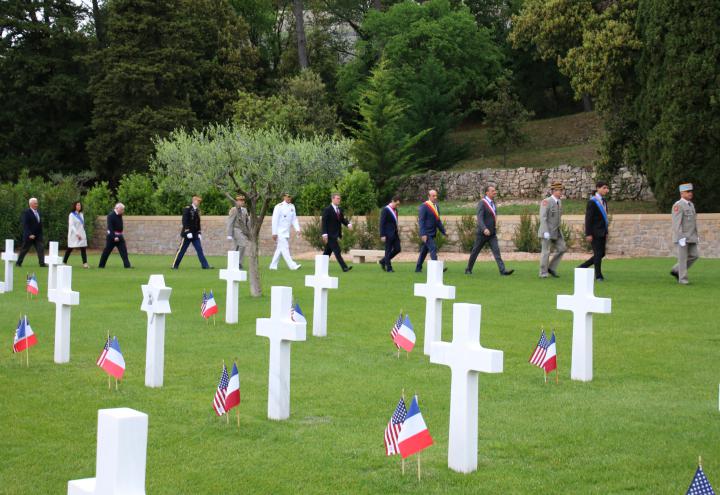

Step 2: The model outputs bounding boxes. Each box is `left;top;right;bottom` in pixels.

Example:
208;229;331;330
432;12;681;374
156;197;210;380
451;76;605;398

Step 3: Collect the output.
269;193;302;270
538;182;566;278
226;195;249;269
670;183;699;285
172;195;212;269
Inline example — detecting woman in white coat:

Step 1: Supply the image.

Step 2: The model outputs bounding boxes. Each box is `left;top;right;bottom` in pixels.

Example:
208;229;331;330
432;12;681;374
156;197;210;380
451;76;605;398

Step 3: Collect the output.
63;201;89;268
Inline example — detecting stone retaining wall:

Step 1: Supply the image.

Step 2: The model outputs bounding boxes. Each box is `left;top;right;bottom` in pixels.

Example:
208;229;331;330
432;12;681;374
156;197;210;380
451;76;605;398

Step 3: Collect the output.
397;165;654;201
92;213;720;258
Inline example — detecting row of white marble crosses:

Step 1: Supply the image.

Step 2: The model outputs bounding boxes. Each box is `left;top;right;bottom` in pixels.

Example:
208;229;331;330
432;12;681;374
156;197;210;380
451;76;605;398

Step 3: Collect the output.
413;260;611;473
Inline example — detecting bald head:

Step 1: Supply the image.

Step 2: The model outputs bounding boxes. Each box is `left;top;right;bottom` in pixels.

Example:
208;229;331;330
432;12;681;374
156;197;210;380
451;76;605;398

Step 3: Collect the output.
428;190;438;203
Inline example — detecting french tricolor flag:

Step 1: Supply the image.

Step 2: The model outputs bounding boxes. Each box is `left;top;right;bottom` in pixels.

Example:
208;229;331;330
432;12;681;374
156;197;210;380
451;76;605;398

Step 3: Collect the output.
96;336;126;379
397;395;433;458
225;362;241;412
543;332;557;373
26;274;39;295
13;316;37;353
392;315;415;352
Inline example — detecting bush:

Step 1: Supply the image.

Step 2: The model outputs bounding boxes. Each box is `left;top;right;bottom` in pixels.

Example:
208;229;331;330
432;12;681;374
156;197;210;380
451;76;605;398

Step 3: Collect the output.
116;173;158;215
198;187;231;216
513;213;541;253
355;210;383;250
0;182;25;243
410;222;450;251
336;169;378;215
82;181;116;243
301;215;357;253
456;214;477;253
560;221;575;251
296;182;332;216
42;177;83;248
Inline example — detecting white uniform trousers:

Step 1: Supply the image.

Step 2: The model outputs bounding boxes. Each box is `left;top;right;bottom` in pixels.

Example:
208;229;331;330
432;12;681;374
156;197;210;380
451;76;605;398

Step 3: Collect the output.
269;236;300;270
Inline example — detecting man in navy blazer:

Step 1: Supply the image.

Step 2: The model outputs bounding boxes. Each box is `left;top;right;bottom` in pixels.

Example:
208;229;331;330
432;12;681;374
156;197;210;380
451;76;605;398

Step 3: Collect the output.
465;185;513;276
379;196;401;272
321;193;353;272
415;190;447;273
17;197;46;268
579;181;610;281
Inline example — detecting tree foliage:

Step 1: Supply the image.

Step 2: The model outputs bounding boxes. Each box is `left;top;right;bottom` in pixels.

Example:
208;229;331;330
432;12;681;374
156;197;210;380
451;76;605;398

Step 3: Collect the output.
151;124;352;296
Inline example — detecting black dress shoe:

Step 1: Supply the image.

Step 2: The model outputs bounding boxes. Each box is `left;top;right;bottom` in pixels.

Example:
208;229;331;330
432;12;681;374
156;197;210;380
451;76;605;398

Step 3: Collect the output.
501;269;514;276
670;270;679;280
202;266;215;269
443;267;448;273
464;268;472;275
548;269;559;278
378;260;386;272
415;268;422;273
342;266;353;272
596;276;605;282
39;263;47;267
387;268;395;273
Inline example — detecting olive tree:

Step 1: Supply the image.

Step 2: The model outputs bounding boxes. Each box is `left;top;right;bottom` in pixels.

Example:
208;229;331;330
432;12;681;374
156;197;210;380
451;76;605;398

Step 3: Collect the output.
152;124;352;296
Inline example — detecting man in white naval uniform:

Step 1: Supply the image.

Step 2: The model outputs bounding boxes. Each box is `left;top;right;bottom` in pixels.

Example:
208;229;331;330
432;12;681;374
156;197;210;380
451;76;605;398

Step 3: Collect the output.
269;193;302;270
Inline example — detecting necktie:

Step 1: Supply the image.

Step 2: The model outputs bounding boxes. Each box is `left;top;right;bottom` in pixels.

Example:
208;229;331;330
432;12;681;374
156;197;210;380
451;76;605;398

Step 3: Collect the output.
34;210;39;222
335;206;340;220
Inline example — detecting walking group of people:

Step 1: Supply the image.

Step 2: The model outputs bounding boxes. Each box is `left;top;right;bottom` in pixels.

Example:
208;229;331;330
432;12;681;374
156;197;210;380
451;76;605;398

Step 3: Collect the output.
13;180;700;284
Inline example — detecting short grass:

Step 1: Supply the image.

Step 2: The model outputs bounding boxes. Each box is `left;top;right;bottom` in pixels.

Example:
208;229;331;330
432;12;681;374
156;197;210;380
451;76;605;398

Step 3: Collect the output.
451;112;602;170
397;199;659;216
1;255;718;494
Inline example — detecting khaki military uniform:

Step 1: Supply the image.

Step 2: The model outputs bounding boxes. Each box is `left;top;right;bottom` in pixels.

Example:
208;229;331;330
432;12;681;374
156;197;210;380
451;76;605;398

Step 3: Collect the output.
671;199;699;284
227;206;249;268
538;196;566;276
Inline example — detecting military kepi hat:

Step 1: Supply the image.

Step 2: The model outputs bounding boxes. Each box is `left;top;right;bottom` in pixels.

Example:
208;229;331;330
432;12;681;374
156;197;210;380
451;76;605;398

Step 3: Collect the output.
550;181;564;190
679;183;693;192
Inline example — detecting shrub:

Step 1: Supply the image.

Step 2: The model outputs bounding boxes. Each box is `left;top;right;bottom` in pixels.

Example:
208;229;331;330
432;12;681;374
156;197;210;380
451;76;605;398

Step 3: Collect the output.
336;169;378;215
513;213;541;253
198;187;231;216
300;215;357;253
0;182;24;243
410;222;450;251
296;182;332;216
560;221;575;251
456;214;477;253
82;181;116;243
42;177;83;248
116;173;158;215
355;210;383;250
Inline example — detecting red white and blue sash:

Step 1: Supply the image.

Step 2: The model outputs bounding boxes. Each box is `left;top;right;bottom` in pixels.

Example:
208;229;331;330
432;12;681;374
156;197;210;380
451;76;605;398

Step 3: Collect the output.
423;201;440;220
386;204;398;223
482;197;496;219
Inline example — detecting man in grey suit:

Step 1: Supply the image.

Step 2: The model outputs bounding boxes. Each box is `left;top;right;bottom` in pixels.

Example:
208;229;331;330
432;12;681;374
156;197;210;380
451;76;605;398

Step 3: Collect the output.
226;195;250;269
538;182;567;278
670;183;699;285
465;185;514;276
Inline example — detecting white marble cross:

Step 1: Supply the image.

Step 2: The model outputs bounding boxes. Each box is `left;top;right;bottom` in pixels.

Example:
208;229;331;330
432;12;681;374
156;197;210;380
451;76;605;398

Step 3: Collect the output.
68;407;148;495
219;251;247;324
140;275;172;388
45;241;64;302
1;239;18;293
48;265;80;363
414;260;456;355
256;286;306;420
557;268;612;382
430;303;503;473
304;255;338;337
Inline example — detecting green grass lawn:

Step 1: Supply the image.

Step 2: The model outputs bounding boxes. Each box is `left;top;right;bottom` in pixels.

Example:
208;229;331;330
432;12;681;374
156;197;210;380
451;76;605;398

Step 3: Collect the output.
451;112;602;170
1;255;718;494
397;199;659;216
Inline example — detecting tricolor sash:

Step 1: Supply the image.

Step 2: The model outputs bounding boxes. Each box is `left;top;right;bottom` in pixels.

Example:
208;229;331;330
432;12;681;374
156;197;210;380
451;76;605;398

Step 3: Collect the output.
72;211;84;224
591;196;608;226
386;204;398;223
423;201;440;220
482;197;496;219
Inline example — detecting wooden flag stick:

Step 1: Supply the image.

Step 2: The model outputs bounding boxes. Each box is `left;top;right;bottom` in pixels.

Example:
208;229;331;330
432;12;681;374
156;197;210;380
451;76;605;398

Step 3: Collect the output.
236;408;240;428
213;314;216;327
555;368;559;384
417;454;421;481
106;331;111;389
115;378;118;391
699;456;703;467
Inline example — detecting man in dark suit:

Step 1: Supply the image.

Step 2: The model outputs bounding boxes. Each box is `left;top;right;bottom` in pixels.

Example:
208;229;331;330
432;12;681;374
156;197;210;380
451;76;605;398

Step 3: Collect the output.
379;196;402;273
98;203;132;268
415;189;447;273
321;193;353;272
17;197;46;267
579;181;610;281
465;185;513;276
172;195;212;269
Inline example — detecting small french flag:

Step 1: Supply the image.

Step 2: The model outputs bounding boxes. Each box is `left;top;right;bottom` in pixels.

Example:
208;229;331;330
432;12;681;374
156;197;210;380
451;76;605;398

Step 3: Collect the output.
13;316;37;353
290;302;306;323
26;274;39;295
397;395;433;458
543;332;557;373
392;315;415;352
96;336;126;379
225;362;241;412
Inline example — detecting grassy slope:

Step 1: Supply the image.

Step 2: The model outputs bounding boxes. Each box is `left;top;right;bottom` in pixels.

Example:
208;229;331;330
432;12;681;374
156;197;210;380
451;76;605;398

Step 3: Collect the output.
450;112;602;170
1;254;718;494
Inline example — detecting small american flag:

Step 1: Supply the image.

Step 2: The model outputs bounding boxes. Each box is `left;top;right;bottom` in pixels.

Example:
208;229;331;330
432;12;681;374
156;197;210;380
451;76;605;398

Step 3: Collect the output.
529;329;549;367
96;336;110;366
212;364;229;416
390;313;403;349
384;397;407;456
687;465;715;495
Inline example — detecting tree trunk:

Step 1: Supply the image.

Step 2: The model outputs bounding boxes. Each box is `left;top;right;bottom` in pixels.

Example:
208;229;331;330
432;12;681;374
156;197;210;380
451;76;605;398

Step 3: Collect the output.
293;0;309;69
247;236;262;297
582;93;594;112
92;0;107;48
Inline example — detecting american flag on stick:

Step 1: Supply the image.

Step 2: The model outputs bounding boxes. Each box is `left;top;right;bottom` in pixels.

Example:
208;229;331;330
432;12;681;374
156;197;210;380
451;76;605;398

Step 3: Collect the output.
384;397;407;456
212;364;229;416
390;313;403;350
529;329;549;367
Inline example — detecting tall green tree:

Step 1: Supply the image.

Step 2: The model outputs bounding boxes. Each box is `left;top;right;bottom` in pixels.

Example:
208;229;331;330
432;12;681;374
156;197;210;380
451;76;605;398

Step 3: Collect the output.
88;0;258;182
350;61;428;200
152;124;352;296
0;0;92;179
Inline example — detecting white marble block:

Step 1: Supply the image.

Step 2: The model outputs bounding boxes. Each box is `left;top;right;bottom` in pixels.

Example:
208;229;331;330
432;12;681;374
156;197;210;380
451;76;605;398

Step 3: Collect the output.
430;303;503;473
1;239;18;293
557;268;612;382
414;260;456;355
304;255;338;337
67;408;148;495
219;251;247;324
45;241;64;302
141;275;172;388
48;265;80;363
256;286;306;420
